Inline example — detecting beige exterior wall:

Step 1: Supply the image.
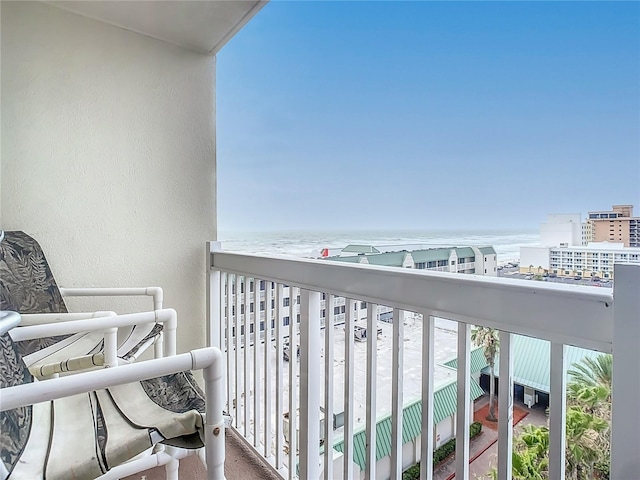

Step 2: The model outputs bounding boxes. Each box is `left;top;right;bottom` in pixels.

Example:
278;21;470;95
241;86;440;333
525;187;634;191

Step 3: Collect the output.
592;219;632;246
1;2;217;355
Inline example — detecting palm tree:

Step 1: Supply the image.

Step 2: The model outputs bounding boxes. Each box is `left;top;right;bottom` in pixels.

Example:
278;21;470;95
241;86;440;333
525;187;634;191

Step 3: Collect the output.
471;327;499;421
567;354;612;478
565;407;608;480
568;355;612;391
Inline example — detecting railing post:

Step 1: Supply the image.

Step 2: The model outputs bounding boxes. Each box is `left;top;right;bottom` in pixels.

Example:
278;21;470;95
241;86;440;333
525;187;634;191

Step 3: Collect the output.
365;303;379;480
611;264;640;479
549;342;566;480
455;322;471;480
299;289;321;480
207;241;222;349
390;308;405;480
420;313;435;480
497;330;513;480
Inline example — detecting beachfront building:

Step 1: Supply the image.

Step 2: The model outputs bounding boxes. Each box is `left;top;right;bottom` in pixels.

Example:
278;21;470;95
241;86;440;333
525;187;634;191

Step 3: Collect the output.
586;204;640;247
325;245;498;276
520;242;640;279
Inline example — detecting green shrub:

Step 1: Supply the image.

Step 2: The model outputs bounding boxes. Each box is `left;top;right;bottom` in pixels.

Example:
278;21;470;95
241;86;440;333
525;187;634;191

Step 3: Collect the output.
402;421;484;479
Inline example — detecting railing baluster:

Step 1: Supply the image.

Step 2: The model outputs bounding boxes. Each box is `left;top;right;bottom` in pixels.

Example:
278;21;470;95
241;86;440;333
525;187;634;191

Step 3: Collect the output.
455;322;471;480
234;275;241;426
275;283;284;469
244;278;250;438
324;294;335;480
549;341;567;480
611;264;640;479
497;330;513;480
225;273;232;414
206;241;221;350
299;289;321;479
365;303;379;479
219;272;225;357
254;278;262;448
420;312;435;480
391;308;404;480
288;286;298;480
343;298;356;480
264;281;273;458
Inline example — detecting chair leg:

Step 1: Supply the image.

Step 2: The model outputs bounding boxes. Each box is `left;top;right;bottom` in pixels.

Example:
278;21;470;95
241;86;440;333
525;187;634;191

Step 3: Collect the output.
165;456;179;480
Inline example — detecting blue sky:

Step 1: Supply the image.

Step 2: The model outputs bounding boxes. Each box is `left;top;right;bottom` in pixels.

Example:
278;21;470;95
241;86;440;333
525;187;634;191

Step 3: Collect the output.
217;1;639;232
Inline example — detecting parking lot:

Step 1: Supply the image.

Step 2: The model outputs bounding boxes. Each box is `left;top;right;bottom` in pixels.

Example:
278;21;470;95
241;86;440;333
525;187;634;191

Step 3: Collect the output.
497;264;613;288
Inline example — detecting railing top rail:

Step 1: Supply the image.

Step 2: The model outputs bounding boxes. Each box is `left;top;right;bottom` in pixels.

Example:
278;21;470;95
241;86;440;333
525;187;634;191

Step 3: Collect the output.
211;250;616;352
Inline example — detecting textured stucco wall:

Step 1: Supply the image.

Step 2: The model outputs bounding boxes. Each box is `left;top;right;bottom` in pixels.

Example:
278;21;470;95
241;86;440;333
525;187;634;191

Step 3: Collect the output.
1;2;216;354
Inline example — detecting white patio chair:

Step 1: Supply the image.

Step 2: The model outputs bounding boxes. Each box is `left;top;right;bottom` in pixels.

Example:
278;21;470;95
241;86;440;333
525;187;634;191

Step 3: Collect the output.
0;310;225;480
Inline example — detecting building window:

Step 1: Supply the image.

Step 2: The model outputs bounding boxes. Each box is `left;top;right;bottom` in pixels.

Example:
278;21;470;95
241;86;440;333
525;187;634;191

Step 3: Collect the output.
361;302;367;309
260;301;265;311
250;303;254;313
416;262;426;269
283;297;290;307
260;280;266;291
283;316;290;326
334;306;340;315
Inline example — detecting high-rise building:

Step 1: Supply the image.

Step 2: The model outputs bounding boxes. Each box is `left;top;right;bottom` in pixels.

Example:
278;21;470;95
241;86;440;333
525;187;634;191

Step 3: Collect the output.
586;205;639;247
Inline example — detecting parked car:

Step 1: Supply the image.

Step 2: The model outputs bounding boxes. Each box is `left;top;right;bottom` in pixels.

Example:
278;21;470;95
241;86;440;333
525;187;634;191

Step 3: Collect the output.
574;275;582;280
549;273;557;278
592;276;601;281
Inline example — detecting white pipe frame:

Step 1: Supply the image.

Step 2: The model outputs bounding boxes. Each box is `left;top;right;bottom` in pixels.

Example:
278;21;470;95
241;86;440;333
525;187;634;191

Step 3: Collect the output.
59;286;164;311
10;308;178;361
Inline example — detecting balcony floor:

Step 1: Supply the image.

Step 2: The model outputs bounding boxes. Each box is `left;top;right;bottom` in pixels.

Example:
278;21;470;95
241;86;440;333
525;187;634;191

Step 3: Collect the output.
123;430;281;480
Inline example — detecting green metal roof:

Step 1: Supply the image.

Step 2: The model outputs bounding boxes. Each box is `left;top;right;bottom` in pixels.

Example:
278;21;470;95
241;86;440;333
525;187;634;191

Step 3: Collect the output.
443;346;488;374
342;244;380;254
364;251;408;267
488;335;602;393
409;248;451;263
455;247;475;259
324;255;364;264
333;378;484;471
478;246;496;255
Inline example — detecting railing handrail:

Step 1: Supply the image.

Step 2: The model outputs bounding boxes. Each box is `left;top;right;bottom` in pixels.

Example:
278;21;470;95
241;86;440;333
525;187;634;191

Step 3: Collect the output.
211;250;613;352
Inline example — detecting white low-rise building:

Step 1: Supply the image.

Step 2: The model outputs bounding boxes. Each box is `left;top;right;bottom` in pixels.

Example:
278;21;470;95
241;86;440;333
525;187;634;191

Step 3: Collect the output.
521;242;640;279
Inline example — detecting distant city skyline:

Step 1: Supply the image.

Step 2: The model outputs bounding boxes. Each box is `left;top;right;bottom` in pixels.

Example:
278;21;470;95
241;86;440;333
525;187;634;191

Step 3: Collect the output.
216;1;640;232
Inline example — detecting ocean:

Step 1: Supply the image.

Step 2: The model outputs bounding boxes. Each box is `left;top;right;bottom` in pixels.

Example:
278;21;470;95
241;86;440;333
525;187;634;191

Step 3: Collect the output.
217;229;539;262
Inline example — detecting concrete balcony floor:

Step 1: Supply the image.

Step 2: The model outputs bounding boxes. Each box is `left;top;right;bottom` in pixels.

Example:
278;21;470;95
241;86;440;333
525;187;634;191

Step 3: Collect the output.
123;430;281;480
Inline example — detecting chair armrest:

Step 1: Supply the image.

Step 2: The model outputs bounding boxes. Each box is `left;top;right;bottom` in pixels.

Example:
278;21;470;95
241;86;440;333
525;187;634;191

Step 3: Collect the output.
0;347;221;412
19;311;116;326
59;287;164;310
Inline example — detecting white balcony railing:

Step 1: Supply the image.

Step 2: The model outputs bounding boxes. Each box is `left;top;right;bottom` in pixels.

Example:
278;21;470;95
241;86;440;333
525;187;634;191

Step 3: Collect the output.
206;243;640;480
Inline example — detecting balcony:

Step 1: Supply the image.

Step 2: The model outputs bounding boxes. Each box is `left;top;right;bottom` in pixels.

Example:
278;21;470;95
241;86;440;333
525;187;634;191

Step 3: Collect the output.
207;246;639;479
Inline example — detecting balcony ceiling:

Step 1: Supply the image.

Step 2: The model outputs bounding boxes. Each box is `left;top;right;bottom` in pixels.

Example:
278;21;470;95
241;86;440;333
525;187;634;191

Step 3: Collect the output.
47;0;267;54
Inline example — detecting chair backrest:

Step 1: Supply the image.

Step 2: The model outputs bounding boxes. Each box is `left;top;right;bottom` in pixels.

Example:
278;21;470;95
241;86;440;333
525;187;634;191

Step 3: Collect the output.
0;231;71;356
0;313;34;477
0;231;68;314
